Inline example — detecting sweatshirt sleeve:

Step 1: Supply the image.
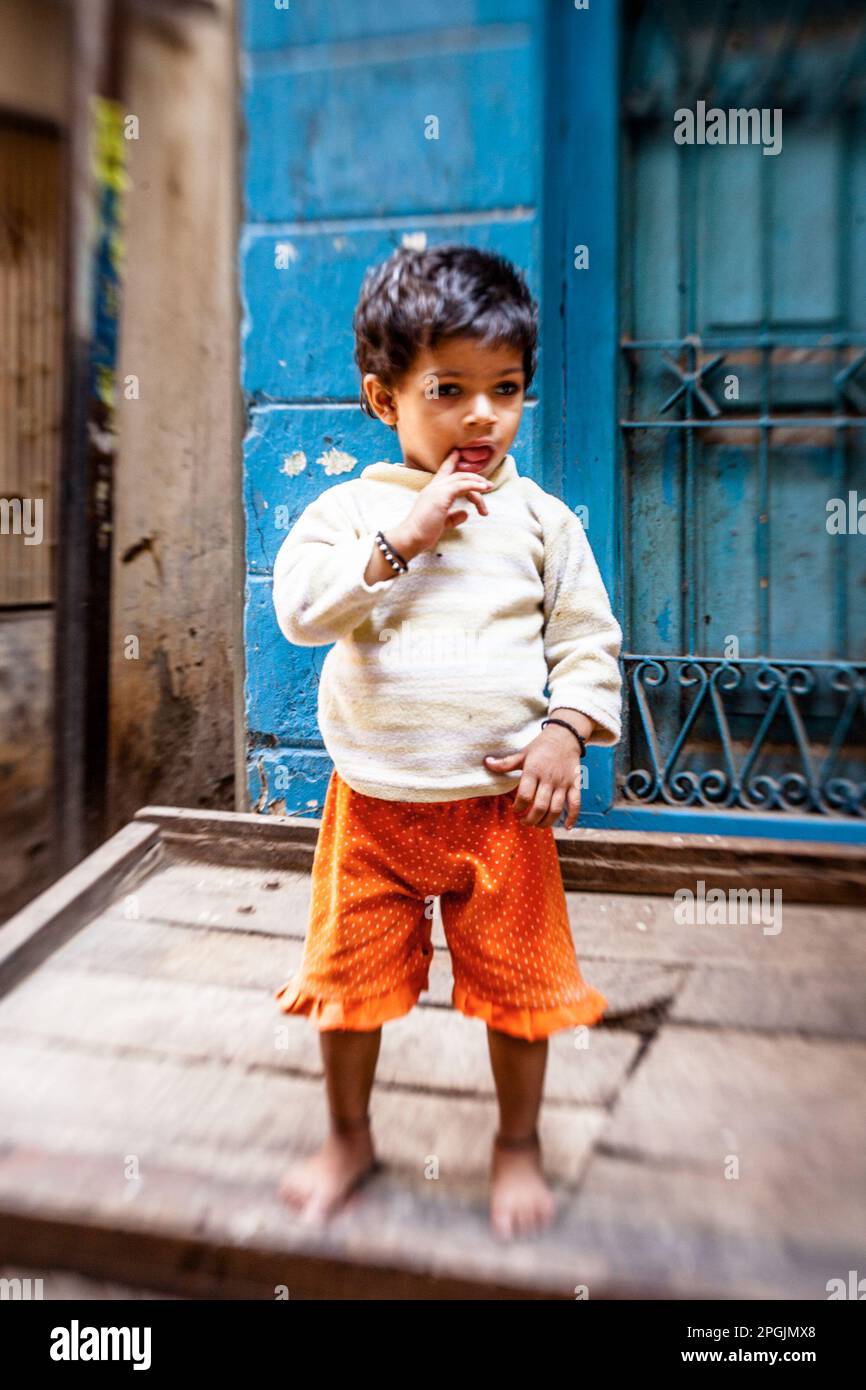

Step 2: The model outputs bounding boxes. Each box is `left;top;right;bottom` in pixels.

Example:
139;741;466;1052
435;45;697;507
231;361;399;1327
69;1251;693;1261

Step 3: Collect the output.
272;486;398;647
540;495;623;747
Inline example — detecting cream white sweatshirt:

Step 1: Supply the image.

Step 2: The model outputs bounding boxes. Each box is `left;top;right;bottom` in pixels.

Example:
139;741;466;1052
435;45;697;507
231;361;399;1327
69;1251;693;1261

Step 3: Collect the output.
271;452;623;801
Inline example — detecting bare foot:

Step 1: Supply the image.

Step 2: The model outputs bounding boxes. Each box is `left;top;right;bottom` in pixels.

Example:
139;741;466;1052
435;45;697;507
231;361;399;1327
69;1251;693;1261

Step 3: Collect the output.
490;1131;556;1239
278;1121;381;1225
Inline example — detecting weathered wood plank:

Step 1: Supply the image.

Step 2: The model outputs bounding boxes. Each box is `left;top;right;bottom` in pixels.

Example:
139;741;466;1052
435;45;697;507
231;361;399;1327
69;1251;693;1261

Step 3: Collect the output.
556;827;866;903
0;1126;845;1300
2;807;861;1299
119;862;312;937
52;913;686;1021
671;963;866;1038
0;1150;581;1300
0;1037;609;1191
134;806;319;845
47;911;456;1008
557;1153;865;1302
55;888;866;1043
600;1026;866;1247
133;806;318;875
0;821;160;998
73;849;866;980
57;855;685;1021
0;968;638;1104
133;805;866;902
566;890;866;969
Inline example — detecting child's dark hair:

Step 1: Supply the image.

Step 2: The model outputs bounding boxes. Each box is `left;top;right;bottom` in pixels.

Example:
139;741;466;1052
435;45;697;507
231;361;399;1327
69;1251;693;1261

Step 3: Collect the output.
353;243;538;423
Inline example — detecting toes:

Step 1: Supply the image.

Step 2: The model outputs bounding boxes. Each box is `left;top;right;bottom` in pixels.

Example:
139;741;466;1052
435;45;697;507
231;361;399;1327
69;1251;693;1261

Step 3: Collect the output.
531;1190;555;1227
298;1198;330;1227
278;1165;319;1210
491;1202;514;1240
491;1187;556;1238
518;1203;537;1234
278;1180;306;1209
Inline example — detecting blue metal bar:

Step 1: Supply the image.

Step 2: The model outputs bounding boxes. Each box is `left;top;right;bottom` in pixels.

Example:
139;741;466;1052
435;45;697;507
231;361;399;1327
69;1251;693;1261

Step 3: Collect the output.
558;0;620;817
578;804;866;844
758;135;772;656
623;655;866;669
833;112;854;660
539;0;565;501
621;417;866;429
686;359;698;655
623;333;866;349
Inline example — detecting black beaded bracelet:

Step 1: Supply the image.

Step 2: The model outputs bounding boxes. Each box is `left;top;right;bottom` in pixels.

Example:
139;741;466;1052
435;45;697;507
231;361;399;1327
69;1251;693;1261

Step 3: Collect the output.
540;717;587;757
375;530;409;574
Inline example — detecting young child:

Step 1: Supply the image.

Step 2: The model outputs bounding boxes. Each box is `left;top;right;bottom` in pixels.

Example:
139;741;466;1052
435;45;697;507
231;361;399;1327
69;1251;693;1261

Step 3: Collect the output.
271;244;622;1239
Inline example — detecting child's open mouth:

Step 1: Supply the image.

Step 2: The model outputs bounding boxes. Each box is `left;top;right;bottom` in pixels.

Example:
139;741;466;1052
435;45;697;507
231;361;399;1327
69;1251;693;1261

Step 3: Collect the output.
455;445;495;469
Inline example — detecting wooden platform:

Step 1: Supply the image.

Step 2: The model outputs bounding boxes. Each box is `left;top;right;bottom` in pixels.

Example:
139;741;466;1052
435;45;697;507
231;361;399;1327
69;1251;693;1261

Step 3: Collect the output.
0;807;864;1299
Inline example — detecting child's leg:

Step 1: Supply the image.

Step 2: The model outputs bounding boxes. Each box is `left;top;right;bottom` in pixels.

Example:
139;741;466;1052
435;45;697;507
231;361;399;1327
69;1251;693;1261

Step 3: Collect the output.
436;788;607;1236
279;1026;383;1223
321;1026;382;1132
276;772;438;1221
486;1026;548;1140
486;1026;556;1238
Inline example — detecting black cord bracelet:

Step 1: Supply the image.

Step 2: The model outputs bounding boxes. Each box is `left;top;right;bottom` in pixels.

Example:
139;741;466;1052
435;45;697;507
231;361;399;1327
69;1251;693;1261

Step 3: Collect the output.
375;530;409;573
540;717;587;757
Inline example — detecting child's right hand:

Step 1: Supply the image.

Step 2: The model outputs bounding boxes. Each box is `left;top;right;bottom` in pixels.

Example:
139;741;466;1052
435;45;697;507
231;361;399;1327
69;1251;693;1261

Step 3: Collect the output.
391;450;492;558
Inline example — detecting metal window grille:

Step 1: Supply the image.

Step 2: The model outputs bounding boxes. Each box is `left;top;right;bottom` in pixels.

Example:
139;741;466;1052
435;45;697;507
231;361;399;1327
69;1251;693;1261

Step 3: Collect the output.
618;0;866;816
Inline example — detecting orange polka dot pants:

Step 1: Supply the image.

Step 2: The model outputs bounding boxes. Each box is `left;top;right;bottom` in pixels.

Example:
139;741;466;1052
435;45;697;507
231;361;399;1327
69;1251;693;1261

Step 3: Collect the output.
274;767;609;1042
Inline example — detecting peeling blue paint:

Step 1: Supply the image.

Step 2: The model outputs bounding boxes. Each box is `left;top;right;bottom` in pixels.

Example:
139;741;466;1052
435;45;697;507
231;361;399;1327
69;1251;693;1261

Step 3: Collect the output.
655;599;672;644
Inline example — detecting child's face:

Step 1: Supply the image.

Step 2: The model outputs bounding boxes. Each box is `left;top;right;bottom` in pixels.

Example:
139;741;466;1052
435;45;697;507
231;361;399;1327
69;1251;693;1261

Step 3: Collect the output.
362;335;525;477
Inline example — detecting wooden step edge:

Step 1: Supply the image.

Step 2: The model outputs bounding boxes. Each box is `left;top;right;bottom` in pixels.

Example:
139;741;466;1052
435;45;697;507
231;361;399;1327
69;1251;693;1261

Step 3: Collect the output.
0;1192;570;1302
133;807;318;872
134;806;320;844
556;827;866;903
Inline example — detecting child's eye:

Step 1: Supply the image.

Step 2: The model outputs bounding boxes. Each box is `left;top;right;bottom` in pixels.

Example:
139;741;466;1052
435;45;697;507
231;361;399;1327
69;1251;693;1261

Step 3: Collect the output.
433;382;521;398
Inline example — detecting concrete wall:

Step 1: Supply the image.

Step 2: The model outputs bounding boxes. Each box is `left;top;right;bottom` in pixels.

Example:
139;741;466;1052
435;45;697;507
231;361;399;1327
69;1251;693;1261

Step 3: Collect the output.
108;0;243;827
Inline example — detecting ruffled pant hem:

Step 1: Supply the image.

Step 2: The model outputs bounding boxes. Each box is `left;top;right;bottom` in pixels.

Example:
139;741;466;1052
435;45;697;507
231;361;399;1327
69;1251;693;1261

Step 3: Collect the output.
275;973;608;1041
452;981;609;1041
274;971;428;1032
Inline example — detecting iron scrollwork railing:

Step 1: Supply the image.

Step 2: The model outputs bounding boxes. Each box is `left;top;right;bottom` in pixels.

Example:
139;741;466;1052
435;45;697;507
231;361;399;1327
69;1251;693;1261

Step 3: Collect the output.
622;655;866;817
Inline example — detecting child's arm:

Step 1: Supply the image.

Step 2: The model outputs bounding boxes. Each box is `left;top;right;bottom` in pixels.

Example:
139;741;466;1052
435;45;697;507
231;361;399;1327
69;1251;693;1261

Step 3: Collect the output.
272;488;404;647
273;459;492;647
540;498;623;746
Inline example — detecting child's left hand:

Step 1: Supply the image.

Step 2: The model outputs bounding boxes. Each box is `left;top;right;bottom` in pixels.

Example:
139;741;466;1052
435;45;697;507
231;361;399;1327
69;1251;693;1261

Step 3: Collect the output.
484;723;583;829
